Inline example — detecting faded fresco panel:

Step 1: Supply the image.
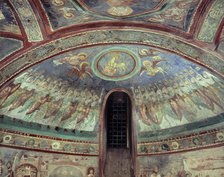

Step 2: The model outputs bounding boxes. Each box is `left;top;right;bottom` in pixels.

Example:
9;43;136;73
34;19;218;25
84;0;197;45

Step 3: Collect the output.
137;146;224;177
79;0;164;16
10;0;43;42
0;37;23;61
40;0;110;30
0;146;98;177
146;0;200;31
0;1;21;34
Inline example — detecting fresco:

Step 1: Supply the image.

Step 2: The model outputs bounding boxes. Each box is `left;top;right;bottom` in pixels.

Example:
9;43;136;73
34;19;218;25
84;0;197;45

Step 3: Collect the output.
0;44;223;133
0;146;98;177
0;130;99;155
1;30;223;87
10;0;43;42
137;146;224;177
137;127;224;154
134;66;224;132
197;0;224;42
145;0;200;31
40;0;110;30
78;0;165;17
92;47;141;81
0;76;104;131
0;37;23;61
76;0;200;31
39;0;200;31
0;1;21;35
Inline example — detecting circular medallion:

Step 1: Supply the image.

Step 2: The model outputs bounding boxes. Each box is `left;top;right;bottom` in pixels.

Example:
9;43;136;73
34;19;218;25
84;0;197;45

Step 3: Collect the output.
171;141;179;150
216;132;224;141
92;48;141;81
3;135;12;143
51;141;61;150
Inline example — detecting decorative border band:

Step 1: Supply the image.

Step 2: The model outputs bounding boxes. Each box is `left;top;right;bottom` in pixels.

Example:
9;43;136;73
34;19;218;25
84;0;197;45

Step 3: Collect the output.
0;129;99;155
137;128;224;155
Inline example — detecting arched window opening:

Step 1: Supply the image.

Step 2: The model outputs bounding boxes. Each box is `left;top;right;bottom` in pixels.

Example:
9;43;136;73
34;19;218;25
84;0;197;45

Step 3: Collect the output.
106;92;131;149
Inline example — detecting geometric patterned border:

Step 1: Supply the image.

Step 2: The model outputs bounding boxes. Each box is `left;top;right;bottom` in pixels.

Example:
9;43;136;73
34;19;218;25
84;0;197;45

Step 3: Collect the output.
1;127;223;156
9;0;43;42
0;129;99;155
197;0;224;42
137;127;224;155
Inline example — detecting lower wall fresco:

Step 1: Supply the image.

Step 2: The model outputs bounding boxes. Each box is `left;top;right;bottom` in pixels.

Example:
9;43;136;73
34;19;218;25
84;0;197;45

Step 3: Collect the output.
0;147;98;177
137;146;224;177
0;145;224;177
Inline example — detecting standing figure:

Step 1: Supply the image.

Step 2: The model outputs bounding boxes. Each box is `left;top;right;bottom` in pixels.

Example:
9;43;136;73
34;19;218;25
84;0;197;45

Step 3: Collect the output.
60;102;78;122
43;99;63;119
25;94;51;115
8;89;35;111
0;83;21;107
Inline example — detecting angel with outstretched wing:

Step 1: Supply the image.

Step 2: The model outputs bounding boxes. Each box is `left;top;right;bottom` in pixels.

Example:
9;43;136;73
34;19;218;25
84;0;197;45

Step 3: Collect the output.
54;52;93;79
67;62;93;79
139;56;165;77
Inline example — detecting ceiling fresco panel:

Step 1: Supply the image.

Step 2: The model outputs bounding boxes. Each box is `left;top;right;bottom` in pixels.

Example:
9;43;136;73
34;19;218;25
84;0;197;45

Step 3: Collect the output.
9;0;43;42
0;1;21;35
77;0;165;17
76;0;201;32
0;37;23;61
197;0;224;42
40;0;111;31
39;0;202;32
144;0;201;31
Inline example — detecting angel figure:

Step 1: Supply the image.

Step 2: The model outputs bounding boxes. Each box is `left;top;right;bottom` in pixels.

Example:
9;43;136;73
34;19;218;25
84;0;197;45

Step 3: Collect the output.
103;53;126;76
140;56;165;77
54;52;93;80
0;83;21;107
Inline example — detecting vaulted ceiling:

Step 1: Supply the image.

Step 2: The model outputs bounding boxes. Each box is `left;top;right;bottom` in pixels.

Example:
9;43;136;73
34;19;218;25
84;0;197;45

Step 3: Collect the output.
0;0;224;137
0;0;223;82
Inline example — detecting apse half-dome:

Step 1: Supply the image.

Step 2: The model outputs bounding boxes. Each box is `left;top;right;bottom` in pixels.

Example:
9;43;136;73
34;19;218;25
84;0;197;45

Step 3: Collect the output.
0;44;223;133
0;44;223;134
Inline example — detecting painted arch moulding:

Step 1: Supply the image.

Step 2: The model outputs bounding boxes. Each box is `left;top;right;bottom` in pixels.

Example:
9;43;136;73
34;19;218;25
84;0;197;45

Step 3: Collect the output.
0;29;224;86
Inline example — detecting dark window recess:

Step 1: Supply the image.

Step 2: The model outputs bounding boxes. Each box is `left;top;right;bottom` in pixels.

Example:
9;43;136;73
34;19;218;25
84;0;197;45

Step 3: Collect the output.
107;93;129;148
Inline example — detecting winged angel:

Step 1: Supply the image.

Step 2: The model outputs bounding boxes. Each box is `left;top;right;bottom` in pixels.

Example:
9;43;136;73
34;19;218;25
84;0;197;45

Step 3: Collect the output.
53;52;93;80
139;56;166;77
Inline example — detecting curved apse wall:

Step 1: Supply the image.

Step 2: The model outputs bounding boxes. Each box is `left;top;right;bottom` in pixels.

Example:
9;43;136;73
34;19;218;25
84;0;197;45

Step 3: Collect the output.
0;44;223;177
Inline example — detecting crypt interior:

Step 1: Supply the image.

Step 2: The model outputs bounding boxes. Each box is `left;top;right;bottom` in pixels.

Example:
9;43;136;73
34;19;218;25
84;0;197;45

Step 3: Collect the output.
0;0;224;177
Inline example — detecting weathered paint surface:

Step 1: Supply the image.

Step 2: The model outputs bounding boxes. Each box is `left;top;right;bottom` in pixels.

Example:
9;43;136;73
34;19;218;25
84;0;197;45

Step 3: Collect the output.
0;37;23;61
0;1;21;35
0;147;99;177
0;44;223;133
137;146;224;177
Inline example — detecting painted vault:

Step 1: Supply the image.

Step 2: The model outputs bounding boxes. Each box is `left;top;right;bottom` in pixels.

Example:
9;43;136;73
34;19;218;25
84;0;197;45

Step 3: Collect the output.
0;0;224;177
